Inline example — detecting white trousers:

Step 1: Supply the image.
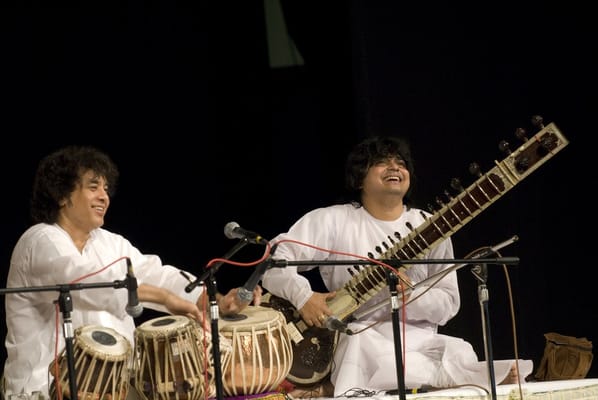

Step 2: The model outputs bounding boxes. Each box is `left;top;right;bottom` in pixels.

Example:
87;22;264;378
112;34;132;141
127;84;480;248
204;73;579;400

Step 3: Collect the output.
330;321;533;397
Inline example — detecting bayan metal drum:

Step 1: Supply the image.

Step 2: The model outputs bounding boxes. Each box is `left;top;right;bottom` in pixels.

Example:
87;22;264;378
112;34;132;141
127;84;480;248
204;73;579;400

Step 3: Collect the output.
218;306;293;396
49;325;132;400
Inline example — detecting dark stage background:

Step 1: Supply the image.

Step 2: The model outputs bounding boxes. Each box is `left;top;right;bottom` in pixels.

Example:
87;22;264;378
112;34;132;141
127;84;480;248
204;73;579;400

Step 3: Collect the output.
1;1;595;381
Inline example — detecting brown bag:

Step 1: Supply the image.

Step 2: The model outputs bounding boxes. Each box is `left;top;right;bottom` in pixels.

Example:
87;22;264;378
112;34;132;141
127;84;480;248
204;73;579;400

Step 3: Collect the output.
534;332;593;381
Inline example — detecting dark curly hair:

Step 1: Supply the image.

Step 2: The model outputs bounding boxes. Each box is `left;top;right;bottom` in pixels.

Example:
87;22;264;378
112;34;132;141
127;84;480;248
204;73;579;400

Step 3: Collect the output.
30;145;120;224
344;136;415;203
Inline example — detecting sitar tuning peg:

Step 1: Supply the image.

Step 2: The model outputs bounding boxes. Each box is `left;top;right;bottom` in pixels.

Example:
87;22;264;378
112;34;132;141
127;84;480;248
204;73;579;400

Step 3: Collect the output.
469;162;482;178
531;115;545;129
498;140;512;155
435;195;445;207
514;127;528;142
450;177;464;193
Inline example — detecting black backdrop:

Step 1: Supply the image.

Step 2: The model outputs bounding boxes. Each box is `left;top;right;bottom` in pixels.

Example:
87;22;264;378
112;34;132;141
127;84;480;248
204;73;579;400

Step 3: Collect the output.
1;1;595;381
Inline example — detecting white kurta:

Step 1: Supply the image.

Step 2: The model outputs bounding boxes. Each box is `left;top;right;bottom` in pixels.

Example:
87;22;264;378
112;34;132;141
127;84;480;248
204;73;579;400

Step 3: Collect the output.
261;203;532;396
3;223;203;398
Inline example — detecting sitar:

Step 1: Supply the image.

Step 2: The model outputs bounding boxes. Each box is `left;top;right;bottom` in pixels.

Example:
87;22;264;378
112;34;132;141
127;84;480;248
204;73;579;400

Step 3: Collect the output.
262;116;569;386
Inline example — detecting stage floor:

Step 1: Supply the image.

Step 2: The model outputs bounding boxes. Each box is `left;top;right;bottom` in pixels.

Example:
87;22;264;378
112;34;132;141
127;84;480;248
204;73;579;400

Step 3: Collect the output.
294;379;598;400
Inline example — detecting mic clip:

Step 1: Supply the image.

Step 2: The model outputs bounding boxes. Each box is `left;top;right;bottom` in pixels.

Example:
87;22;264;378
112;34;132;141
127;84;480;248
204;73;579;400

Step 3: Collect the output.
471;264;488;283
324;316;353;335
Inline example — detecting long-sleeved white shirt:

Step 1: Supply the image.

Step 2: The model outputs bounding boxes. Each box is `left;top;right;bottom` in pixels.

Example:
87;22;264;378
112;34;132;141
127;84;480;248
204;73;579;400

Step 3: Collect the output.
262;203;460;327
3;223;203;397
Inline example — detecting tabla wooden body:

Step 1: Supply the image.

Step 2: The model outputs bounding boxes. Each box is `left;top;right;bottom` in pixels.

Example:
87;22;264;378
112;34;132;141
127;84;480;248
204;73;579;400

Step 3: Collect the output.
49;325;132;400
133;315;229;400
218;306;293;396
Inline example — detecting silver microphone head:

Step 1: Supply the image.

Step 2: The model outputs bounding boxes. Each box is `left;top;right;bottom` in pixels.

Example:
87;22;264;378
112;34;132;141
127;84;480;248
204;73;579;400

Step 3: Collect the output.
224;221;240;239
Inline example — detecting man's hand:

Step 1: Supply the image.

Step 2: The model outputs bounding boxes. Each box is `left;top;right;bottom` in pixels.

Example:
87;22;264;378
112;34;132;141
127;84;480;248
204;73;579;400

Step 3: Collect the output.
218;285;263;316
139;283;206;324
299;291;337;327
162;292;204;320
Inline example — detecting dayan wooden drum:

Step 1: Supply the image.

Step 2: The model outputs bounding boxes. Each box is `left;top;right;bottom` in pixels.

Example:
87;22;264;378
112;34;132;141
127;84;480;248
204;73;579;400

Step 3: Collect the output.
49;325;132;400
218;306;293;396
133;315;230;400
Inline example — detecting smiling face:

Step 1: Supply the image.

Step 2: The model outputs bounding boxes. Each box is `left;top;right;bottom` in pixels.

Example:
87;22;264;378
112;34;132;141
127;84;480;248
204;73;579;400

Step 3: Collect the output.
57;169;111;239
362;156;411;200
345;136;415;206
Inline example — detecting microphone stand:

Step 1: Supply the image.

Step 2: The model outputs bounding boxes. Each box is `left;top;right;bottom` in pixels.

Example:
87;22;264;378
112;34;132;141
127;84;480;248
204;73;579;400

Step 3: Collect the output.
1;279;131;400
386;269;407;400
184;238;251;400
206;270;225;400
57;290;77;400
471;262;498;400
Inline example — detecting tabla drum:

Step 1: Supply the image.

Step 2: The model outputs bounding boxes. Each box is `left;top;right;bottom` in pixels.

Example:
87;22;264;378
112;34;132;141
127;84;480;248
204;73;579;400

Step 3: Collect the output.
133;315;230;400
218;306;293;396
49;325;132;400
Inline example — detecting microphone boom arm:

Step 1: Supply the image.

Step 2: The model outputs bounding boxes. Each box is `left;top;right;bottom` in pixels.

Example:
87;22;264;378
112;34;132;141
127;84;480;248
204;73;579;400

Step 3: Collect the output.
185;238;250;293
350;235;519;320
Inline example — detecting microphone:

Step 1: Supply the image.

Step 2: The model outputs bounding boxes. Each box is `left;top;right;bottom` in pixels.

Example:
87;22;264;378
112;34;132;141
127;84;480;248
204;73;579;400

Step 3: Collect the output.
224;222;267;245
237;258;270;303
324;316;353;335
471;235;519;260
125;258;143;318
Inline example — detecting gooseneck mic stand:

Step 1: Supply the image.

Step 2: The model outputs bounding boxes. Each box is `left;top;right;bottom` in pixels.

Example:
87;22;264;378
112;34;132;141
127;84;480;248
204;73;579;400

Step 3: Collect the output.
1;279;132;400
183;238;251;400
